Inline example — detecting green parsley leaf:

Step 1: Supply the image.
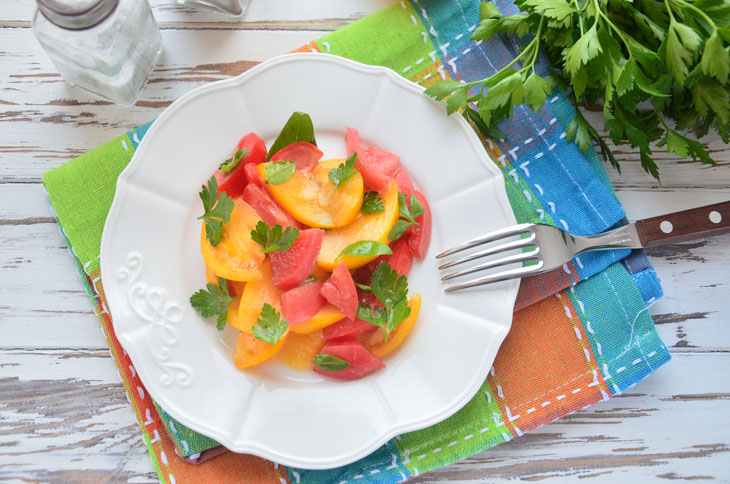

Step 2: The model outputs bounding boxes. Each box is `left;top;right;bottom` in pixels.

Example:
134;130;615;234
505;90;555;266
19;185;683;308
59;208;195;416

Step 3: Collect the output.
701;31;730;83
361;191;385;214
267;112;316;160
399;192;424;224
329;152;359;189
357;262;411;340
446;85;469;115
252;303;288;345
250;221;299;253
340;240;393;258
564;25;602;78
659;129;715;165
388;193;425;241
264;160;296;184
523;72;551;112
692;80;730;124
219;148;250;174
424;80;464;101
190;277;234;331
197;176;234;247
665;21;701;85
521;0;575;21
312;354;350;372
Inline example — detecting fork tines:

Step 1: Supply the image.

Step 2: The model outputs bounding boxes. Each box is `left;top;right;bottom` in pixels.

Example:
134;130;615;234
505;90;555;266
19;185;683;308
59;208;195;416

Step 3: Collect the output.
437;223;541;292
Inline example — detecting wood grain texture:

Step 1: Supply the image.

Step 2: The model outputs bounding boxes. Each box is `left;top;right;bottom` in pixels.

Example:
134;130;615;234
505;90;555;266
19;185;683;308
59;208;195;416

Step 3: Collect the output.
1;0;728;482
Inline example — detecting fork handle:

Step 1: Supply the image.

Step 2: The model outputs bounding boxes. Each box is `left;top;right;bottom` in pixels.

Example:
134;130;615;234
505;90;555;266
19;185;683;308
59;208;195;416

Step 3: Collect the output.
635;201;730;248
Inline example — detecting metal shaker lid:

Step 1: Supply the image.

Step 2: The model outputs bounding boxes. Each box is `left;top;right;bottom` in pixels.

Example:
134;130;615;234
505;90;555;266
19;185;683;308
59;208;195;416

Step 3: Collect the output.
36;0;119;30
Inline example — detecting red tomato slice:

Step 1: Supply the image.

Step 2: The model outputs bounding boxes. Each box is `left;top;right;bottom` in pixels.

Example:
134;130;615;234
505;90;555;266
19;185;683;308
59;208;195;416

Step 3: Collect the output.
242;184;302;229
270;229;324;291
270;142;323;170
313;340;384;380
244;162;263;187
319;262;358;320
394;168;415;204
215;133;266;198
281;281;327;325
323;318;374;341
406;190;432;260
362;147;400;176
345;127;393;193
388;237;413;276
345;127;360;156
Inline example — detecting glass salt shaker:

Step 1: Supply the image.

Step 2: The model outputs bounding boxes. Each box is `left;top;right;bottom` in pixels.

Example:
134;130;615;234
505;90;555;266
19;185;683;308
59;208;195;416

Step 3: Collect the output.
32;0;163;106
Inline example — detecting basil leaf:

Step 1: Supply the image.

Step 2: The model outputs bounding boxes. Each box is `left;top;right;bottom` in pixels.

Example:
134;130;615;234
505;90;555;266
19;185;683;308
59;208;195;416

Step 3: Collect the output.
340;240;393;258
312;354;350;372
267;111;316;160
264;161;296;185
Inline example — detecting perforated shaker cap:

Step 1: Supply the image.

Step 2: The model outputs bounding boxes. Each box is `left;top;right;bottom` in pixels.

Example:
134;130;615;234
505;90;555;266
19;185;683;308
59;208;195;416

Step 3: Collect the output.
36;0;119;30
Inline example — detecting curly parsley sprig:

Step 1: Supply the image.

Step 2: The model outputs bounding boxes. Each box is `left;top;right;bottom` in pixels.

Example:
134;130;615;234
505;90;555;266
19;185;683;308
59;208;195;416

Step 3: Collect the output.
250;221;299;253
198;176;234;247
425;0;730;179
190;277;235;331
356;262;411;341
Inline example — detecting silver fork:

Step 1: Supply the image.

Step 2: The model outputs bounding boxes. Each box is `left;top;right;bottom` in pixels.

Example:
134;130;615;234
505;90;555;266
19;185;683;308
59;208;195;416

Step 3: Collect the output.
437;201;730;292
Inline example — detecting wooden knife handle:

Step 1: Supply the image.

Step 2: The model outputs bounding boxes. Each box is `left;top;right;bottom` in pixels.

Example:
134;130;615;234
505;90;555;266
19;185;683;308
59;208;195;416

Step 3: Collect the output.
635;201;730;248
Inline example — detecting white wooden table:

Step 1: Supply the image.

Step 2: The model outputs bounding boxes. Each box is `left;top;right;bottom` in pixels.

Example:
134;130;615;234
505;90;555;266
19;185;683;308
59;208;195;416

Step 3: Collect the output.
1;1;728;482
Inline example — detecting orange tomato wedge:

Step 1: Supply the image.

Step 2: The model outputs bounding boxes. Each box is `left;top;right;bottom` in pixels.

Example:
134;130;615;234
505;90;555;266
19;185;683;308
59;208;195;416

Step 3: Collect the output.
288;304;346;334
317;180;399;271
201;199;265;282
275;330;326;370
233;330;287;369
259;159;364;228
235;259;281;331
232;259;288;369
365;293;421;357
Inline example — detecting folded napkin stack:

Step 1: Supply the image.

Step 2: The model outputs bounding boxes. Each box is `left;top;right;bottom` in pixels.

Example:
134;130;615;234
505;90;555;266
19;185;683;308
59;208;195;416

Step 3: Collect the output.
43;0;670;482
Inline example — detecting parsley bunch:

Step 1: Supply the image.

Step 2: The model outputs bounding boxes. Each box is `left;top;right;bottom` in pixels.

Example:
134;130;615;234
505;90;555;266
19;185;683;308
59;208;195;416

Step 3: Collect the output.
426;0;730;179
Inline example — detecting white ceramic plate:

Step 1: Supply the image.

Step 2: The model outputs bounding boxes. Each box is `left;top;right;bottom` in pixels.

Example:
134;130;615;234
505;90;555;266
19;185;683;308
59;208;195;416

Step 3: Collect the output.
100;53;518;469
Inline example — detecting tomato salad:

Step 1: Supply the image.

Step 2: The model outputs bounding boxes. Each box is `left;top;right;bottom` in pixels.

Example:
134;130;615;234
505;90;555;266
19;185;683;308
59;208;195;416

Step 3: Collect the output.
190;112;432;381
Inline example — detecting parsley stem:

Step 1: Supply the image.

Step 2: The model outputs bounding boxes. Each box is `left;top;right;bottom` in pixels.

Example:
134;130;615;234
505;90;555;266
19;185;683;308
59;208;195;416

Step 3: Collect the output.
670;0;718;31
592;0;631;54
475;18;544;97
663;0;677;22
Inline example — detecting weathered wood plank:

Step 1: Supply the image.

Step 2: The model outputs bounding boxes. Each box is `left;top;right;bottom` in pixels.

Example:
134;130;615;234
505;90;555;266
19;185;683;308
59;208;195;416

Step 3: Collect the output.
0;0;390;27
0;351;726;483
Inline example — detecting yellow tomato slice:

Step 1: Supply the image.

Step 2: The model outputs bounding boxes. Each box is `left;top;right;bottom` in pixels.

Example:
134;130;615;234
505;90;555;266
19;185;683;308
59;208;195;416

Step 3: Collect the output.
275;330;326;370
317;180;399;271
201;199;264;282
288;304;346;334
259;159;364;228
